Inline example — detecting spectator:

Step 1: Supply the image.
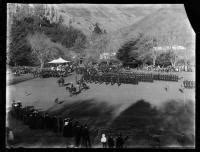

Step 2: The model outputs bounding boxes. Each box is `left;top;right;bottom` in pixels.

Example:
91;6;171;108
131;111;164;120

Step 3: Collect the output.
7;127;14;146
82;124;91;148
63;118;73;147
58;117;63;133
116;133;124;148
107;135;114;148
73;121;82;148
101;134;107;148
116;133;129;148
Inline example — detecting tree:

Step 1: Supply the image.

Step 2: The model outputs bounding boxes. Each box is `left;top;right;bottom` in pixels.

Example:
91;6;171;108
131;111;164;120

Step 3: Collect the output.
156;52;171;67
162;30;181;67
136;34;161;66
58;15;64;25
27;32;65;69
116;34;142;67
93;22;103;34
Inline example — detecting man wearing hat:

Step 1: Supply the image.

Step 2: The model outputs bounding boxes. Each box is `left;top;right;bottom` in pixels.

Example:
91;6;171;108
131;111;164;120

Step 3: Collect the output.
63;118;73;147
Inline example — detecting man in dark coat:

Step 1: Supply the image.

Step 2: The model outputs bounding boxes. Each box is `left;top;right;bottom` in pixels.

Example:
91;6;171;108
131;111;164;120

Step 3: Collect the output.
63;118;73;147
82;124;91;148
73;121;83;148
48;116;54;131
58;117;63;133
116;133;128;148
107;135;115;148
44;113;50;129
28;113;34;129
37;113;43;129
52;116;59;133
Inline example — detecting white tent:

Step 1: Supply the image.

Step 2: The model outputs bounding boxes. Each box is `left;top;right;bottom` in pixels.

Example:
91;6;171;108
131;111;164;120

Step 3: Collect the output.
48;57;70;64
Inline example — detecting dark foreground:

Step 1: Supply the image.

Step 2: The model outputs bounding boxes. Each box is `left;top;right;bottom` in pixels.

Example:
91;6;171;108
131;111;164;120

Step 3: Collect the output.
7;99;195;148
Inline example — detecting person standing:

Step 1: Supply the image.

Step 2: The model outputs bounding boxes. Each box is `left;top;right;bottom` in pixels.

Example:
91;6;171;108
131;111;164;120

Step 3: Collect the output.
58;117;63;133
52;116;59;133
63;118;73;147
73;121;82;148
107;135;114;148
116;133;129;148
6;127;14;145
116;133;124;148
101;134;107;148
82;124;91;148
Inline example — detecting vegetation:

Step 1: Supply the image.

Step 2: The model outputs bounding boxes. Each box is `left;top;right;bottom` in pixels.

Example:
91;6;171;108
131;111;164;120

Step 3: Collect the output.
8;4;194;68
8;4;87;66
116;31;193;67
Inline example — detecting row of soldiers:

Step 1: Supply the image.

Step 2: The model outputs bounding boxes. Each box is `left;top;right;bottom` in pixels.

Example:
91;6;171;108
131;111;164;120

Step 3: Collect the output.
82;71;179;86
183;80;195;89
10;102;64;132
153;74;179;81
10;101;91;148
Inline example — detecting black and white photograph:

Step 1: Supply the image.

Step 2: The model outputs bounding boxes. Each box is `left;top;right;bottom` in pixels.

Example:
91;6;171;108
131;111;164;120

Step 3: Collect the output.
6;4;195;148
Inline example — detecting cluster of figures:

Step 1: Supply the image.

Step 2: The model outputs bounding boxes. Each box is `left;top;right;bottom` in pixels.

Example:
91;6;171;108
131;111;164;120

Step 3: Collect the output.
8;100;130;148
81;68;180;87
143;65;193;72
9;66;33;76
8;101;93;148
57;76;90;96
50;64;70;72
183;80;195;89
32;68;72;78
100;133;129;148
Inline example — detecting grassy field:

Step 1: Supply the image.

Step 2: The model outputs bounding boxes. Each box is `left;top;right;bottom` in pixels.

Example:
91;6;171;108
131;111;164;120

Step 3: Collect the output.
7;73;35;86
6;72;195;148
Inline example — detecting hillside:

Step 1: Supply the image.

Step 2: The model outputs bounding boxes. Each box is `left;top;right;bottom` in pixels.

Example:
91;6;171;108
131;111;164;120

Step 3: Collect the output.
56;4;165;36
8;4;195;66
103;4;195;59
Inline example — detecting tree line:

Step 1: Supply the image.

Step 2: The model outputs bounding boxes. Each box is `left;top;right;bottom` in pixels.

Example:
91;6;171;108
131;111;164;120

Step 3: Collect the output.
116;32;192;68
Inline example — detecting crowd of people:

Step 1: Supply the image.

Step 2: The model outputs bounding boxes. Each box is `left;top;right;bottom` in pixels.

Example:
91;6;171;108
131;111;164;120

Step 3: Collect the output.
8;100;130;148
8;101;92;148
143;65;193;72
9;66;33;76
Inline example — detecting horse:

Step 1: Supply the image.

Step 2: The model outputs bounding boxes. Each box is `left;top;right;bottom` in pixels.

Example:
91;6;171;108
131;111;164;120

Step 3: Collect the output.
68;86;81;96
57;77;65;87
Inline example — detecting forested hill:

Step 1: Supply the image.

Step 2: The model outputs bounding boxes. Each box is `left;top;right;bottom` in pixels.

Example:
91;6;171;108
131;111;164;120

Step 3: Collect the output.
7;4;195;67
57;4;165;36
107;4;195;55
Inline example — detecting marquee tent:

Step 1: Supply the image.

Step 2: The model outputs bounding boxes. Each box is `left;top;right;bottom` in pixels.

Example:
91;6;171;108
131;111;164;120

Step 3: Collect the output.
48;57;70;64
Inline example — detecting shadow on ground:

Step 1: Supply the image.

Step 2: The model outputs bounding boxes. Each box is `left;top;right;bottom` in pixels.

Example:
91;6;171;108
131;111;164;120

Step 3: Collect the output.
8;98;195;148
47;99;117;127
109;99;195;147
